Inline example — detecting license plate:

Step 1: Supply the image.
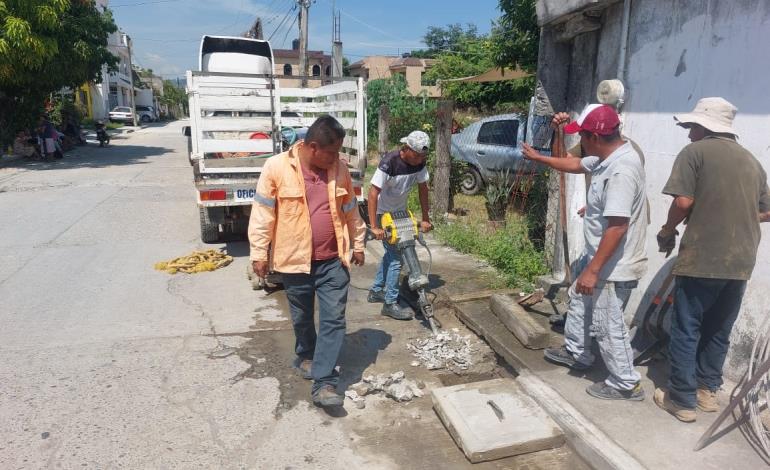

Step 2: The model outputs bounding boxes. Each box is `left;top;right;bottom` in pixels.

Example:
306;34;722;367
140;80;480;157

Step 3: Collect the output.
233;188;256;202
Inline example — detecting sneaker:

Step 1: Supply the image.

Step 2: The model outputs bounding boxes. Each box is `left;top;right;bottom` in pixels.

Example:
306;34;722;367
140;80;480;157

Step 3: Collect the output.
654;388;696;422
586;382;645;401
293;358;312;380
549;313;566;326
381;302;413;320
367;289;385;303
544;345;590;370
697;388;719;413
312;385;344;407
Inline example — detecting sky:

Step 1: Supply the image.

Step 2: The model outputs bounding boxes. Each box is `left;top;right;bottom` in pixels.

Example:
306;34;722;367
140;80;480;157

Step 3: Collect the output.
108;0;505;80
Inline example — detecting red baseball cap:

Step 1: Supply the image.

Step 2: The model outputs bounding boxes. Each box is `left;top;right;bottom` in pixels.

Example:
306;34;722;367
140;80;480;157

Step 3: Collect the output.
564;104;620;135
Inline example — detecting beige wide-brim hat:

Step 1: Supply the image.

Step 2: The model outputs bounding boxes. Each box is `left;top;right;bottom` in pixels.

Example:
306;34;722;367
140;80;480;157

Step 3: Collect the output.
674;97;738;136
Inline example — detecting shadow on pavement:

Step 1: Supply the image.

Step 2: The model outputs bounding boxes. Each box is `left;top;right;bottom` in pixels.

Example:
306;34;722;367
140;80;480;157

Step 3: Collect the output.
0;143;174;170
338;327;392;390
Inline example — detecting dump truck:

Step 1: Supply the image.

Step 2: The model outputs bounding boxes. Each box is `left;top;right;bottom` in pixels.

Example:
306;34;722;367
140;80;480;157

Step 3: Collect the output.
184;35;367;242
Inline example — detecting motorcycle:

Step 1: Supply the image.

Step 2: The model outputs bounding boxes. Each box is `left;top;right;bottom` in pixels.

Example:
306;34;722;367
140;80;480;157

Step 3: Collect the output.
95;121;110;147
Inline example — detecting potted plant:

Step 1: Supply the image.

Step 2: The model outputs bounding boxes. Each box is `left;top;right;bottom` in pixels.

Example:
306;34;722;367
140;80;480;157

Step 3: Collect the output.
484;169;515;228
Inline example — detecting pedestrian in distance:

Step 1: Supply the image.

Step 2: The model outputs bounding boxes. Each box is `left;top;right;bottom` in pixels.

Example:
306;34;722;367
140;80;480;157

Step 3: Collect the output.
248;115;366;408
38;115;60;161
367;130;433;321
654;97;770;423
522;104;649;401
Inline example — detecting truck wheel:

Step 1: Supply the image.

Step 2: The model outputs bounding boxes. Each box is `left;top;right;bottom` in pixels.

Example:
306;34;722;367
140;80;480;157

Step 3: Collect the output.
199;207;220;243
460;167;483;195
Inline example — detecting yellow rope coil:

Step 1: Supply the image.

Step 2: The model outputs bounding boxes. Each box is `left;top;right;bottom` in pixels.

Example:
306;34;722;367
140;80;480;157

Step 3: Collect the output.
154;249;233;274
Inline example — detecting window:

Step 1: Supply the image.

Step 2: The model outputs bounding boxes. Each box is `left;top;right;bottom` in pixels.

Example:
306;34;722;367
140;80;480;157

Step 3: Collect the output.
312;65;321;76
283;64;292;76
477;120;518;146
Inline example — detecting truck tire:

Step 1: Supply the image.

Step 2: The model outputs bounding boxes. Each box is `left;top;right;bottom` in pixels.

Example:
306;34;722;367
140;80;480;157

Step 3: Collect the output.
199;207;220;243
460;167;484;195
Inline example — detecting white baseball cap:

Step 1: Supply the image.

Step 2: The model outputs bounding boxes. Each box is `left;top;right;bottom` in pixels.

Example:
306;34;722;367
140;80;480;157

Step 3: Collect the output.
400;130;430;154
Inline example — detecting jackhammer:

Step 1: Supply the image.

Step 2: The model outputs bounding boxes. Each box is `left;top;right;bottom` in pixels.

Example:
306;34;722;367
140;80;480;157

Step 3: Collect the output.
380;210;441;335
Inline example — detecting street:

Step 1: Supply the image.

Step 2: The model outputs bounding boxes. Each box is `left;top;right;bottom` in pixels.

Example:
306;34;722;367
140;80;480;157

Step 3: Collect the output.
0;122;582;469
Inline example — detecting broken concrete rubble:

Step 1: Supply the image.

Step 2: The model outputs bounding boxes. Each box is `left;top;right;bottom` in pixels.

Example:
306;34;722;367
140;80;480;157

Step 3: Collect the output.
406;330;477;372
350;371;425;403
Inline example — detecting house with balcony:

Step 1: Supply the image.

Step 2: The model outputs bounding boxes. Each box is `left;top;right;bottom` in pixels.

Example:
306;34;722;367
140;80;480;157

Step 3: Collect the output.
273;40;332;88
349;55;440;97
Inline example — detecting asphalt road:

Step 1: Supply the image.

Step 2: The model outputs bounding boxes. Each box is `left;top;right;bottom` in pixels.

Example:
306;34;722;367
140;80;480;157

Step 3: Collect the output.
0;121;582;469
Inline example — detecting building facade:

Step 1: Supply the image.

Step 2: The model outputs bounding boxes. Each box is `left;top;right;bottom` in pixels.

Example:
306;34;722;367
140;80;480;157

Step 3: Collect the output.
349;55;440;97
273;42;332;89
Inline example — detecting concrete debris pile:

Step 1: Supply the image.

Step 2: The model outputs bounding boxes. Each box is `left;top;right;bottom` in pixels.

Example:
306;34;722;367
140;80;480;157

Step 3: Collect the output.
349;371;425;405
407;330;476;371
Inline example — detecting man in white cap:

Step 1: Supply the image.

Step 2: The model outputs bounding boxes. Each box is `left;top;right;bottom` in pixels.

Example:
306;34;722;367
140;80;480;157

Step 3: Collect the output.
522;104;648;401
367;130;433;320
654;97;770;422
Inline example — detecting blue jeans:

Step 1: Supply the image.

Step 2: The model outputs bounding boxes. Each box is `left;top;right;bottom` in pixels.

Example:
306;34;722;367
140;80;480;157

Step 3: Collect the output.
281;258;349;393
668;276;746;409
371;216;401;304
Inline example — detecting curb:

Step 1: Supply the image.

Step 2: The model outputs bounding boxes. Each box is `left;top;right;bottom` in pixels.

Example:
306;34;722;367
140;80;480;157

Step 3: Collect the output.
454;300;647;470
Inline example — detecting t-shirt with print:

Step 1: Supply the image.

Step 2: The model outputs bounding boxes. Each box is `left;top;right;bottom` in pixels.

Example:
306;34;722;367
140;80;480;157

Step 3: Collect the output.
662;136;770;280
370;150;429;214
580;142;648;281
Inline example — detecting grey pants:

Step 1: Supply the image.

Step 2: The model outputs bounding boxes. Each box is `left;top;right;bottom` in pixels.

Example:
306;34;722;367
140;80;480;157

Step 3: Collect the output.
564;280;641;390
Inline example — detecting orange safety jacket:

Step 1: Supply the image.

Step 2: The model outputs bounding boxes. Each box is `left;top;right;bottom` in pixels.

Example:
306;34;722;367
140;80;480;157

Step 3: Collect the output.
248;143;366;273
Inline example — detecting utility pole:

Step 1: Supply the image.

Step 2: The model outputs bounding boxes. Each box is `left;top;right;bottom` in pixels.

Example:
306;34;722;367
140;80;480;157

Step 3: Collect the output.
297;0;310;87
125;33;138;127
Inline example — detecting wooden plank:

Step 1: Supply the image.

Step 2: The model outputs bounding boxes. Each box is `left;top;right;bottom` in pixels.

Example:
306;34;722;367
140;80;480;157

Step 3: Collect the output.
193;87;273;97
202;156;269;168
189;74;272;89
449;288;520;304
279;116;356;128
197;95;273;112
489;294;549;349
432;378;565;463
281;100;357;114
199;116;273;132
279;80;359;98
199;139;274;154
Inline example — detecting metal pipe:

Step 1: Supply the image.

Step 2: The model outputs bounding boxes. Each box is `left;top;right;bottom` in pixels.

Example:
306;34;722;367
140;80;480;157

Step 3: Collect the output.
617;0;632;81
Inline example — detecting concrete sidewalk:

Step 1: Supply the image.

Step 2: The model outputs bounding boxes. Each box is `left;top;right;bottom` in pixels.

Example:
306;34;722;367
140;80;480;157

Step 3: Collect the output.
455;294;769;469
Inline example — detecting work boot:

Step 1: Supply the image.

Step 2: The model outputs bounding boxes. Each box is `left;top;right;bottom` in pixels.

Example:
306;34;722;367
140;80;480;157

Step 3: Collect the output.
544;345;590;371
697;387;719;412
367;289;385;303
381;302;413;320
654;388;696;422
586;382;645;401
312;385;344;407
293;357;312;380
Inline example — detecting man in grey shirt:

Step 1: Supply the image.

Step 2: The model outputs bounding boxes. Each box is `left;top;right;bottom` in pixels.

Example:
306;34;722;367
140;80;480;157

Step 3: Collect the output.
523;104;648;401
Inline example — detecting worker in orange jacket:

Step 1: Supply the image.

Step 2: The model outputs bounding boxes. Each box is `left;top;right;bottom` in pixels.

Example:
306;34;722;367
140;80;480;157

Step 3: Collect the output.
249;116;366;407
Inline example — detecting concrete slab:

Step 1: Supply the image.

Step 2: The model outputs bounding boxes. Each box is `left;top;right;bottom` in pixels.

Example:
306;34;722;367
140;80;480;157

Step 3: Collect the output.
490;294;550;349
432;378;565;463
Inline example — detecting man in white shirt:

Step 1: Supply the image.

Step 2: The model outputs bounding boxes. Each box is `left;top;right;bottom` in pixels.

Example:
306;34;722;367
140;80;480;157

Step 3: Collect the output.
522;104;648;401
367;131;433;320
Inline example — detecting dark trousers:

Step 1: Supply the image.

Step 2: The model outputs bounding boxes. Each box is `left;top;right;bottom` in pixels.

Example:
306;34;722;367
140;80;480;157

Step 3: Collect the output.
281;258;349;393
668;276;746;409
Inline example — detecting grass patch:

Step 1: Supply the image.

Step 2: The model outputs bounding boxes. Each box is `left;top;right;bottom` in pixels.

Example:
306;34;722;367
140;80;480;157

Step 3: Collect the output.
433;194;547;288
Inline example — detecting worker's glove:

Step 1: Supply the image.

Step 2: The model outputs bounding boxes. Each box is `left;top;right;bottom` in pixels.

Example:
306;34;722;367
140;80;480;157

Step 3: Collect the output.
656;226;679;258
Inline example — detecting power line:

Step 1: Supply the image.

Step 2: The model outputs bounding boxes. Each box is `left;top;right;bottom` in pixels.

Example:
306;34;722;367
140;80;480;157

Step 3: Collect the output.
281;13;299;49
268;4;296;42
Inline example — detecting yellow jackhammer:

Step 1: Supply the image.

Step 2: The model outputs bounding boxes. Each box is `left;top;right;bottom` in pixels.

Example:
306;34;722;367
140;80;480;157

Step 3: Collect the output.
380;210;441;335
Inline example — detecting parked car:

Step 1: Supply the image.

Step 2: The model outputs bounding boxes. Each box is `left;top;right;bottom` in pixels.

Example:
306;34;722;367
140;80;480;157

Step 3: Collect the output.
108;106;135;124
451;113;549;195
136;105;158;123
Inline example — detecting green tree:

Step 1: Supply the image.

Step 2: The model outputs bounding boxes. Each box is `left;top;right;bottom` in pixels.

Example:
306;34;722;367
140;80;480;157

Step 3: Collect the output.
0;0;117;145
160;79;187;118
491;0;539;72
423;36;534;109
366;74;436;147
411;23;479;58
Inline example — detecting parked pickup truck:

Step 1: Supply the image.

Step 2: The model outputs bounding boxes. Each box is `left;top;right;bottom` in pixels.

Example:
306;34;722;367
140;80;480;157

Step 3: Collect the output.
185;35;367;243
451;112;551;195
